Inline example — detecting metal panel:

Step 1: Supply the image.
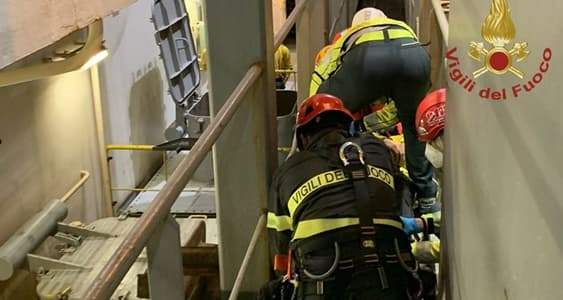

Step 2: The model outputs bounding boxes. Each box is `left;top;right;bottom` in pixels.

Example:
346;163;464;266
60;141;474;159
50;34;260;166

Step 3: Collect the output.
152;0;200;104
125;153;216;216
445;0;563;299
204;0;277;296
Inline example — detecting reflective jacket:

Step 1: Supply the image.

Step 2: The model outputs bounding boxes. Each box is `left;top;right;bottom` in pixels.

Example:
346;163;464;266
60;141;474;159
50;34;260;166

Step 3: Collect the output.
267;129;404;260
309;18;417;96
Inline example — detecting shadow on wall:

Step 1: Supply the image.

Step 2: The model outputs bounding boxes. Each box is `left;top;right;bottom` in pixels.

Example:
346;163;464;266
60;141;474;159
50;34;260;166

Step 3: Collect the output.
128;66;166;186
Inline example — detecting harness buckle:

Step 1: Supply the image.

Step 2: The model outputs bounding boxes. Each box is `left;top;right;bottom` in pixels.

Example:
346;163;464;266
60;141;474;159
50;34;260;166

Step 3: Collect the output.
339;142;365;166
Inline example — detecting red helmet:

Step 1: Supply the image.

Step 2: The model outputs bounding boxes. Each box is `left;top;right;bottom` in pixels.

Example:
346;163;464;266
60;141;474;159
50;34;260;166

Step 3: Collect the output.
296;94;354;131
415;89;446;142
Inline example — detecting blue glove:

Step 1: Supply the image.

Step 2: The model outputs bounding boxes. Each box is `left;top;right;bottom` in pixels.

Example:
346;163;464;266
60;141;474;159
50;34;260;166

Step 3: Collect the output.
400;217;421;235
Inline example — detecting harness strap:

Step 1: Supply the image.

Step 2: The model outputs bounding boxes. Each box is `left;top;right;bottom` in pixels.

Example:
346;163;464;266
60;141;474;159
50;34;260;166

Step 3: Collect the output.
339;141;392;289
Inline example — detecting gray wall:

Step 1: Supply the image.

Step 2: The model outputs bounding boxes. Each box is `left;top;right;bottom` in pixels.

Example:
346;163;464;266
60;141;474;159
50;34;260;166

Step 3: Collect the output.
100;0;176;208
445;1;563;299
0;71;103;244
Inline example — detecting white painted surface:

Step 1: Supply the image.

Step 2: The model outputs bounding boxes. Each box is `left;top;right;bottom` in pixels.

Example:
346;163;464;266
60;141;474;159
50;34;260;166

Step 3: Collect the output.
445;1;563;299
99;0;176;208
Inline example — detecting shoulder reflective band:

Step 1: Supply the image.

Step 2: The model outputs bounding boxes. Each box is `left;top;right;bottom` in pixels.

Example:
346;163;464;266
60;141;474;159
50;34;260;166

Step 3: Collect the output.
292;217;403;240
287;165;394;217
267;212;293;232
354;28;415;45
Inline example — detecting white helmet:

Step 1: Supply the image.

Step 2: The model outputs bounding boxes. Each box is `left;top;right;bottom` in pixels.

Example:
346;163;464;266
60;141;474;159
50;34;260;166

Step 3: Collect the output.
352;7;387;26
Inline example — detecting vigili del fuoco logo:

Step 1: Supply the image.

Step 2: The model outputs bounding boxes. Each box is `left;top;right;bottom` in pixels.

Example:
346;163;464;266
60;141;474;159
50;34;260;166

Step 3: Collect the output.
446;0;552;100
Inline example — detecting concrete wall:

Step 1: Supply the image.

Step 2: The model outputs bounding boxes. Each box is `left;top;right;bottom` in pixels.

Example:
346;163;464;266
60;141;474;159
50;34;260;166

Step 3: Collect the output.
0;71;103;244
99;0;176;208
445;0;563;299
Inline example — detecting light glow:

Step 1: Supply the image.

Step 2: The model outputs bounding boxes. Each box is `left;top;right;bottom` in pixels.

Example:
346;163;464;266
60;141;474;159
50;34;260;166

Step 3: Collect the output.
80;49;109;71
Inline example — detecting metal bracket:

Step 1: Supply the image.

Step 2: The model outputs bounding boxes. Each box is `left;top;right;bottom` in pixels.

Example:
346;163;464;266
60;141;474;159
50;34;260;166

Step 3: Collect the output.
27;254;91;273
54;232;82;247
57;222;116;238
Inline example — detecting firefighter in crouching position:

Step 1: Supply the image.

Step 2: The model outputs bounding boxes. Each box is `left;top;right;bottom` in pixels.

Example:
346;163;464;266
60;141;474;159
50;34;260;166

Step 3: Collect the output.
311;7;437;214
264;94;438;300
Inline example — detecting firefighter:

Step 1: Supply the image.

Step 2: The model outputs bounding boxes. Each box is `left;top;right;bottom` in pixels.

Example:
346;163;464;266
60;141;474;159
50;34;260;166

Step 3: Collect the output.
275;44;293;89
266;94;438;299
310;7;437;214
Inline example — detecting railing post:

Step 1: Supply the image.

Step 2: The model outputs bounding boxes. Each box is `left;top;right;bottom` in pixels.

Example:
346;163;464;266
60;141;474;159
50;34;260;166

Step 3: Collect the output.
204;0;276;297
146;215;185;300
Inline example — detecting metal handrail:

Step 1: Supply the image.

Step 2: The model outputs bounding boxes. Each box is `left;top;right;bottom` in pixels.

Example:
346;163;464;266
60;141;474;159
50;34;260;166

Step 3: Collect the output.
228;213;267;300
83;64;263;300
274;0;309;50
431;0;449;47
61;170;91;203
227;2;311;296
106;144;291;195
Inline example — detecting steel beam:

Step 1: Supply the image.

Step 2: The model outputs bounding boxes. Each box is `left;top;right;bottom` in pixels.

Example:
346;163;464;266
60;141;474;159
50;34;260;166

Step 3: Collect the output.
204;0;276;297
296;0;329;101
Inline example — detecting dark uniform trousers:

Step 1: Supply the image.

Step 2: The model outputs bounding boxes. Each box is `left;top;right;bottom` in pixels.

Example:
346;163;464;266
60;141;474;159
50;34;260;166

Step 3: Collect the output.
317;38;436;198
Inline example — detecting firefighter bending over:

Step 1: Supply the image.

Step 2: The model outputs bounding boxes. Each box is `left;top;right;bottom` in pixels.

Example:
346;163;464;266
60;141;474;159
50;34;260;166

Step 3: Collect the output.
311;7;437;214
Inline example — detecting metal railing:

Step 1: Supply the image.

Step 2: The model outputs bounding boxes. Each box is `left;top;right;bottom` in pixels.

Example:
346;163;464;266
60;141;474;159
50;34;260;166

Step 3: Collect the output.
82;1;309;298
84;63;262;299
61;170;90;203
106;144;290;194
228;213;267;300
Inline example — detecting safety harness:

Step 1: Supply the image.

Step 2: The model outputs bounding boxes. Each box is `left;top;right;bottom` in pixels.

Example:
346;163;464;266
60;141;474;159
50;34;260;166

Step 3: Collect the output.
289;139;423;299
339;140;390;289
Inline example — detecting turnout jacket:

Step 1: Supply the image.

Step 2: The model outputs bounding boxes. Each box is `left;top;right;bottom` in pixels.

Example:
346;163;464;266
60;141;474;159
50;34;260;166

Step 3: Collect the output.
267;129;404;261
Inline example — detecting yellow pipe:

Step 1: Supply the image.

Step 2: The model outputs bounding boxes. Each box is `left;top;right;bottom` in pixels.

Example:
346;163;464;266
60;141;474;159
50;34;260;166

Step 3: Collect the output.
275;69;296;74
111;187;215;193
163;152;169;180
61;171;91;203
91;65;114;217
106;144;156;152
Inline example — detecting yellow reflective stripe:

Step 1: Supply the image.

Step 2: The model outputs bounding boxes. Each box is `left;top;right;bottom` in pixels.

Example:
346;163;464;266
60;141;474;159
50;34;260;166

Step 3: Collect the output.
348;18;417;39
309;19;417;96
287;169;348;216
354;29;415;45
267;212;293;231
366;165;395;188
287;166;395;217
292;218;403;240
400;167;410;179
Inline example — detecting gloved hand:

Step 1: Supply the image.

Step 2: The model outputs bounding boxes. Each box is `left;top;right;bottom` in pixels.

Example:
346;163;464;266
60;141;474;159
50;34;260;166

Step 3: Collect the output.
401;217;423;235
421;211;441;227
421;211;441;235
